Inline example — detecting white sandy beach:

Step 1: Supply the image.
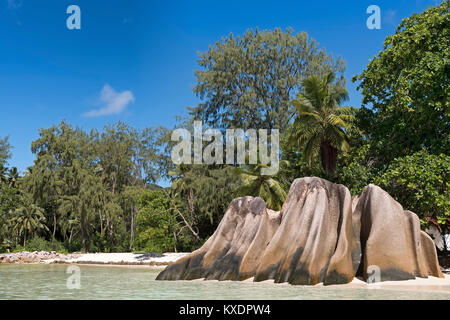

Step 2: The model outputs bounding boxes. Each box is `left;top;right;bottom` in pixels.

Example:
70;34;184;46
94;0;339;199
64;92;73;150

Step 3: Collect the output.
326;274;450;293
60;252;190;266
239;274;450;293
0;251;189;266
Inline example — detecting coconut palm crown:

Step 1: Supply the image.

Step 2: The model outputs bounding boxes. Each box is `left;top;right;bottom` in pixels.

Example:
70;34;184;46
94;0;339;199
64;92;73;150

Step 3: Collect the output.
288;72;356;175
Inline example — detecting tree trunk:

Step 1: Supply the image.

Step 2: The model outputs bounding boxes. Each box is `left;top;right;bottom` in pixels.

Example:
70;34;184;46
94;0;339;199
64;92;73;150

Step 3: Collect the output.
129;207;136;251
173;202;200;243
80;210;88;253
69;228;73;244
99;211;104;236
320;141;338;175
52;213;57;241
173;231;178;253
23;231;26;248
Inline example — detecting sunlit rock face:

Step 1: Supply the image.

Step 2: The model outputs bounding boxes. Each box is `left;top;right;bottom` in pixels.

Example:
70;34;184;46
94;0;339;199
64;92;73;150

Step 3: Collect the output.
156;177;443;284
156;196;281;281
253;177;358;285
353;184;443;282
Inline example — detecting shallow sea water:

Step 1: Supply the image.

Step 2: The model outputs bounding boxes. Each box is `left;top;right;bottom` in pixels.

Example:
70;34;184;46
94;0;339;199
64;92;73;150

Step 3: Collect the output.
0;264;449;300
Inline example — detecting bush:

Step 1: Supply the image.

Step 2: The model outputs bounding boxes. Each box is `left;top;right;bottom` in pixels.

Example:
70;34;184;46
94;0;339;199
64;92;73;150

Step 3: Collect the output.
90;228;129;253
64;240;83;253
374;151;449;230
21;237;68;253
134;190;177;253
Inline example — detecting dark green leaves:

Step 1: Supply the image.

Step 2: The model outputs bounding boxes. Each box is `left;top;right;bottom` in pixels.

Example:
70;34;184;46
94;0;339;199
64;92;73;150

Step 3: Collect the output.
354;1;450;161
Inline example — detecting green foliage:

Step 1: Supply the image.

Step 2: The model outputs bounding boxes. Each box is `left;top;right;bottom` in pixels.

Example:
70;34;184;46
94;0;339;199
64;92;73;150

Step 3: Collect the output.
20;237;68;254
0;164;7;185
334;156;376;195
192;27;345;131
64;239;83;253
353;1;449;162
134;190;177;253
236;164;287;211
18;121;169;253
288;72;357;175
2;9;449;255
6;167;19;188
0;182;20;252
374;151;449;228
170;165;242;239
0;136;11;167
9;194;49;247
332;125;380;195
346;2;450;244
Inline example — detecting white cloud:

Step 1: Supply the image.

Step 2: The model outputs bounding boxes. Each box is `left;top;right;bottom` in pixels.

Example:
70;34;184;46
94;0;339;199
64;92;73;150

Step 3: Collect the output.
83;84;135;117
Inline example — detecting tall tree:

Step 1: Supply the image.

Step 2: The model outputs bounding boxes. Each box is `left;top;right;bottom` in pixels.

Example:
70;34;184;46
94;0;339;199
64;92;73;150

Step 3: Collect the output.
7;167;19;188
21;120;170;252
287;73;356;175
134;189;178;253
192;28;345;131
353;1;449;162
170;165;241;240
121;185;146;251
0;182;20;250
0;136;11;167
0;164;7;185
10;195;48;247
27;121;96;244
135;126;171;184
98;122;137;196
57;163;103;252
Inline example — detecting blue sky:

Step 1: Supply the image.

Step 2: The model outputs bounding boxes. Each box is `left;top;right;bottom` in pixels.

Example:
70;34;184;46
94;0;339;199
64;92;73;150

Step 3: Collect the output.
0;0;442;172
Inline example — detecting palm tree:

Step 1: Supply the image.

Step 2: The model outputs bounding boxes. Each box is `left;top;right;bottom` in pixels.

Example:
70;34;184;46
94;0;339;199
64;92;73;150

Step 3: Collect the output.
288;72;356;175
7;167;19;188
10;197;49;247
236;164;287;211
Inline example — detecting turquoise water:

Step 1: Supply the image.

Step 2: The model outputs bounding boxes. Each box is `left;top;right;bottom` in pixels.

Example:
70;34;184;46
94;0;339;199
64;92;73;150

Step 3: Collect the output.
0;264;449;300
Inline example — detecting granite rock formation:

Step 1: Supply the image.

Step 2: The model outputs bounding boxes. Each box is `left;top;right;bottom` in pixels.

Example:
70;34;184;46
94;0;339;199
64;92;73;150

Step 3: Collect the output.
156;177;443;284
156;196;281;281
353;184;443;281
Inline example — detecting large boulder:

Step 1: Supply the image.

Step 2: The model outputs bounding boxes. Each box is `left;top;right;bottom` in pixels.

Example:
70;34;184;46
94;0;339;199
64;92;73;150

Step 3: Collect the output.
156;178;443;285
353;184;443;281
254;177;358;285
156;196;281;281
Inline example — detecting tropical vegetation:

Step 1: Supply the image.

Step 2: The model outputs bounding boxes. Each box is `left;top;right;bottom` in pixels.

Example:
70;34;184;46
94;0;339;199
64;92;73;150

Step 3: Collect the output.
0;1;448;254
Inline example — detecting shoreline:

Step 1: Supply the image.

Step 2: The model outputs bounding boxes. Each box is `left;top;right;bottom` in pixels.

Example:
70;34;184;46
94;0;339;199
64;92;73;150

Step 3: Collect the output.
193;275;450;294
0;251;189;267
2;251;450;293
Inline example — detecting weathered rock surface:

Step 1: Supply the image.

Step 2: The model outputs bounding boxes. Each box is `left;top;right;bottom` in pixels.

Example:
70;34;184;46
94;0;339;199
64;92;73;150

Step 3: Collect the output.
353;184;443;281
253;177;358;285
157;196;281;281
157;177;443;285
